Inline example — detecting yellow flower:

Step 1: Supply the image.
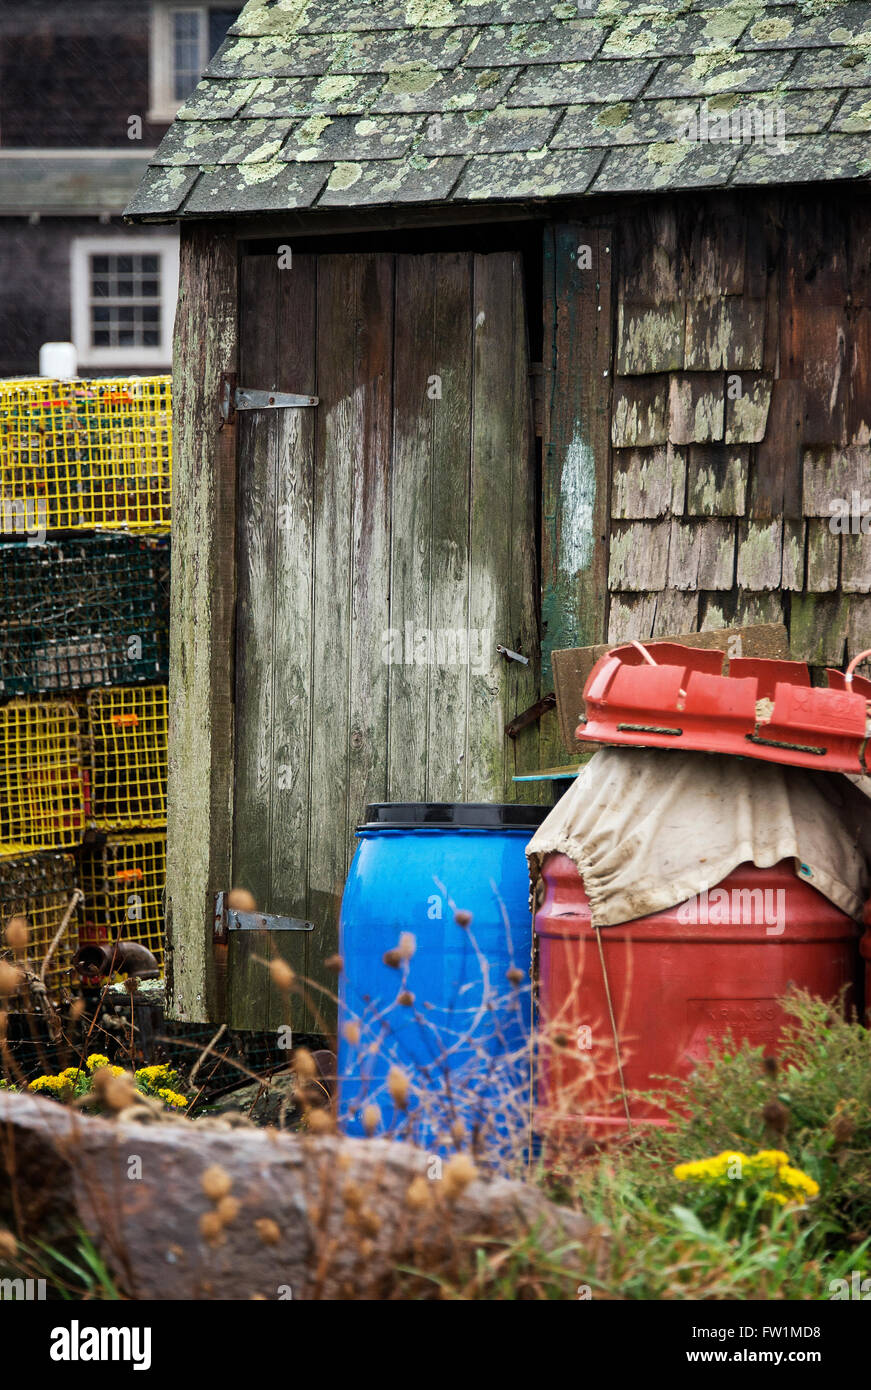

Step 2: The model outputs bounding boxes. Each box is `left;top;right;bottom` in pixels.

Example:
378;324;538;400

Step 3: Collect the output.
157;1088;188;1109
135;1064;175;1086
674;1151;746;1182
754;1150;790;1167
674;1148;819;1205
28;1074;72;1096
60;1066;84;1079
777;1165;819;1199
86;1054;111;1071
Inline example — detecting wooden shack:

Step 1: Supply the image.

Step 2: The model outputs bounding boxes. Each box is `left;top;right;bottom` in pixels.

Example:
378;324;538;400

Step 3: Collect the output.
126;0;871;1027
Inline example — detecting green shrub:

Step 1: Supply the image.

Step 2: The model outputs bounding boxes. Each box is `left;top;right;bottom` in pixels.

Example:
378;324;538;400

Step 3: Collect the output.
617;989;871;1247
531;990;871;1300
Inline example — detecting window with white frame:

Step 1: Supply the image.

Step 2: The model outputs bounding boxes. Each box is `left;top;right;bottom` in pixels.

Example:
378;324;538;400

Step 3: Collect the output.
70;237;179;368
149;4;241;121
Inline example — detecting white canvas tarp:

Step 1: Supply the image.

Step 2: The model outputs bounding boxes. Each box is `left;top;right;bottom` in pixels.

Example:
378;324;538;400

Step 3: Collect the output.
526;747;871;927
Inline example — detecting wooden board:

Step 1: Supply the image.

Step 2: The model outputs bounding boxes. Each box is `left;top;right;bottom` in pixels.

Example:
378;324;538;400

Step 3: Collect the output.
232;249;541;1031
551;623;790;754
541;224;613;768
469;252;542;799
165;223;238;1023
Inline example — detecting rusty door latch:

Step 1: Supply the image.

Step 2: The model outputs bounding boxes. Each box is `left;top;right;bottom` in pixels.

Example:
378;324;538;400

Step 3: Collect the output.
505;692;557;739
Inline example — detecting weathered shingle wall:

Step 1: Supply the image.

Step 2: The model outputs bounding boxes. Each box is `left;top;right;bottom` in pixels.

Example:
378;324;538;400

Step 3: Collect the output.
0;0;169;149
606;190;871;671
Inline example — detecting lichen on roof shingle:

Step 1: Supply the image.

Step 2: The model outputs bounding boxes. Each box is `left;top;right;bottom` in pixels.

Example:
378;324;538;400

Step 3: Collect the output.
126;0;871;219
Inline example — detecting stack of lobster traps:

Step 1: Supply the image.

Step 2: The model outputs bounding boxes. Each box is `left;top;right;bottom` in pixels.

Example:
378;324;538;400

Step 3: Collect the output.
0;377;171;1003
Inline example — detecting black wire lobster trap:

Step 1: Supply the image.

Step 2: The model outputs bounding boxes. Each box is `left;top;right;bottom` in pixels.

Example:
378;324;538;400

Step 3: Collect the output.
0;536;169;697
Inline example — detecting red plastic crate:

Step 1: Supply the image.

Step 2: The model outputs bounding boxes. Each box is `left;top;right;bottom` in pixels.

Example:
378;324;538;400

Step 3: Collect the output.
578;642;871;774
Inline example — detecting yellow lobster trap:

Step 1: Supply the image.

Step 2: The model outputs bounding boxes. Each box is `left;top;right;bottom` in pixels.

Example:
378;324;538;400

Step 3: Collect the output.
85;684;168;829
79;832;166;972
0;852;79;1000
0;376;171;534
0;698;85;856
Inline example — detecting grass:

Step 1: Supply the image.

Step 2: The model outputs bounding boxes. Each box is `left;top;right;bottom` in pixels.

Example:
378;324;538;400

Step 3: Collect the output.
0;1231;122;1301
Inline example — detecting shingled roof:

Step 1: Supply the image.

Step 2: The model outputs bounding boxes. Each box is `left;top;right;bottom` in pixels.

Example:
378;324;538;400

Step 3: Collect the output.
126;0;871;220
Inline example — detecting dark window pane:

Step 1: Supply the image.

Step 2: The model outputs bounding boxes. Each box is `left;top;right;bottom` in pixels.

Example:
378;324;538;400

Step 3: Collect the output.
91;279;110;297
143;330;160;346
208;9;239;57
173;11;201;100
117;280;134;296
141;279;160;298
142;306;160;322
92;306;110;323
93;331;111;346
116;255;133;273
118;331;135;346
91;255;109;273
141;255;159;272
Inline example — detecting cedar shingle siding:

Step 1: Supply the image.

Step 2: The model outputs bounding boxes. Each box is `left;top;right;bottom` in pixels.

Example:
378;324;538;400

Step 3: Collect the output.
606;193;871;670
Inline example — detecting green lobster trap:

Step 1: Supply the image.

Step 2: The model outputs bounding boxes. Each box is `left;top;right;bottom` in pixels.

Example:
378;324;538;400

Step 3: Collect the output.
0;537;169;698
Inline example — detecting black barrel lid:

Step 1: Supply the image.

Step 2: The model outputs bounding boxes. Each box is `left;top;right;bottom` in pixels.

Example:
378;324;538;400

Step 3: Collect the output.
360;802;550;830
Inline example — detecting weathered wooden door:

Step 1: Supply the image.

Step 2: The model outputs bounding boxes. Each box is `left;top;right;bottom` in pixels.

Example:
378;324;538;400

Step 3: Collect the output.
232;250;541;1030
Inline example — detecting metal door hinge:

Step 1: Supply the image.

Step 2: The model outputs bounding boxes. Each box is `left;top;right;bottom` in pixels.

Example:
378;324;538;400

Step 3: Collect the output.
219;372;318;427
213;892;314;945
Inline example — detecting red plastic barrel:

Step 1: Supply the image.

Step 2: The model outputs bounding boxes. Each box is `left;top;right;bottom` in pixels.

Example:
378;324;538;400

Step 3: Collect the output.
534;856;859;1140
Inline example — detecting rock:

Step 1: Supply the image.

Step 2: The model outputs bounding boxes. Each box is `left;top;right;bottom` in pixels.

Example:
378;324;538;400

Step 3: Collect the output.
0;1091;591;1300
202;1070;300;1125
203;1052;336;1126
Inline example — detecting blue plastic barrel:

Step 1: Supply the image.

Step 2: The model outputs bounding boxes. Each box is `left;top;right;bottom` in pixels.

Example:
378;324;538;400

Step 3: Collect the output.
337;802;548;1167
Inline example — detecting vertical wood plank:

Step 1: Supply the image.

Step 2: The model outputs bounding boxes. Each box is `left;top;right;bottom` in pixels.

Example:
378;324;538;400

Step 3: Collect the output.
347;252;393;821
541;224;613;766
427;252;474;803
233;254;280;924
270;253;317;1029
166;223;237;1023
387;256;436;801
227;928;312;1035
505;255;542;797
307;254;356;1003
232;253;318;1032
468;252;516;799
